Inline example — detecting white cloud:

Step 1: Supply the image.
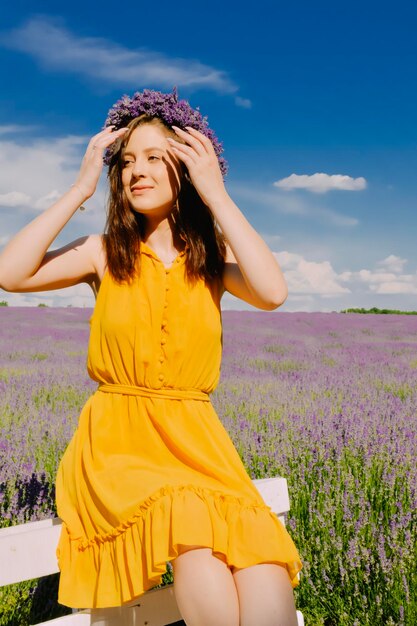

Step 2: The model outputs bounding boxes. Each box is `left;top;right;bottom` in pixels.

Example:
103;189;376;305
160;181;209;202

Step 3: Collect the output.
235;96;252;109
0;292;56;307
0;131;108;309
281;294;315;311
228;182;358;226
0;282;95;308
0;191;31;207
377;254;407;274
372;281;417;295
315;207;358;227
220;248;417;311
339;256;417;295
0;125;37;136
44;282;95;307
364;272;417;294
220;251;351;309
357;269;400;284
220;249;417;310
275;251;351;296
274;173;367;194
2;17;237;94
0;131;106;230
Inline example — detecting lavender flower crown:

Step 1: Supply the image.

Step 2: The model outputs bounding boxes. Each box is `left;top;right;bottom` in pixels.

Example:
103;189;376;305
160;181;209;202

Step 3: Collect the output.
103;88;228;176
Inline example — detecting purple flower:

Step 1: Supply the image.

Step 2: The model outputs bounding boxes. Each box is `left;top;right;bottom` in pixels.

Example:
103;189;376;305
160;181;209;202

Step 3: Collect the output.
103;88;228;176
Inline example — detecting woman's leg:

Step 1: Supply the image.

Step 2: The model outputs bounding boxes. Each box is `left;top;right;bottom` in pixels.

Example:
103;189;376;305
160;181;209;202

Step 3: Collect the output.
232;563;298;626
172;546;239;626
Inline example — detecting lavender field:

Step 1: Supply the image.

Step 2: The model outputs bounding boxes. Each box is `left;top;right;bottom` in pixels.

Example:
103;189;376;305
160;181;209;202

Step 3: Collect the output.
1;307;417;625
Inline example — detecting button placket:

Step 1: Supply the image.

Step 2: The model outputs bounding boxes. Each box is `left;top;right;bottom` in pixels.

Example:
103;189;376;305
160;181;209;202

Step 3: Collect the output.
157;268;170;386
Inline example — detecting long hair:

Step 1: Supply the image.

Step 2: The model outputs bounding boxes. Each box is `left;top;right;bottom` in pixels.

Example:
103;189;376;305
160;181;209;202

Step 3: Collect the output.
104;115;226;284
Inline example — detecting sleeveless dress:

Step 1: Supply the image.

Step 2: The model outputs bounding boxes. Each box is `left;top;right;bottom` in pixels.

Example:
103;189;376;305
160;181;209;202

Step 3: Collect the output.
55;242;302;608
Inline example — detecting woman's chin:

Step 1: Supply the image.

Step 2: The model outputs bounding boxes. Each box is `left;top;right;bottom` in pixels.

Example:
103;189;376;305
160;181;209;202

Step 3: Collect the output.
129;202;176;218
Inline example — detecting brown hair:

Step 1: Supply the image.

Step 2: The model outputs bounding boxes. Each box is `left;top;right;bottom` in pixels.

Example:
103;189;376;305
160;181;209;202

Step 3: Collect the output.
104;115;226;284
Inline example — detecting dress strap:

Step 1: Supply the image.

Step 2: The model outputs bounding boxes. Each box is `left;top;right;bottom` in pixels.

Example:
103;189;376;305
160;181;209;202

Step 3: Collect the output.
97;383;210;402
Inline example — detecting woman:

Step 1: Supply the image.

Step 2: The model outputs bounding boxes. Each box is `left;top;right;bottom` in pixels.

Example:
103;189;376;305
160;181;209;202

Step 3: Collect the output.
0;90;302;625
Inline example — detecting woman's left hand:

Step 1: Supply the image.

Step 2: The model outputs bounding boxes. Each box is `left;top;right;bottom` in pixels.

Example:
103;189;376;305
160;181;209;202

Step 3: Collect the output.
167;127;228;207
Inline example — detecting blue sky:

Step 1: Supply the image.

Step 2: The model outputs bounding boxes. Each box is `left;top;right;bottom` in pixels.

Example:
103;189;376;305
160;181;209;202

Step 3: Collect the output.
1;1;417;311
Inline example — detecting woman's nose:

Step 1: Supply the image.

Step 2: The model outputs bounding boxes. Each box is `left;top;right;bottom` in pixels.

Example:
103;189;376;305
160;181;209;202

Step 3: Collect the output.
131;159;148;178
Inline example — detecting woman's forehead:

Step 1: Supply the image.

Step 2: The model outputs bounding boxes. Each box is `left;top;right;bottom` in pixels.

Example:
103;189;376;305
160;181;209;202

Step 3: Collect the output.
125;124;169;151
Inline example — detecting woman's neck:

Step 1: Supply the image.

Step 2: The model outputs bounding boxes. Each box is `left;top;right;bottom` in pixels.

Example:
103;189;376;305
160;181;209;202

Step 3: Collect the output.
142;215;184;261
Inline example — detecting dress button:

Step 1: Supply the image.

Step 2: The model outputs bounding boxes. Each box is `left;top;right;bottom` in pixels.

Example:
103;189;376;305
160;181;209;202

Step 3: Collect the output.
164;301;168;308
161;319;167;328
161;338;167;345
159;356;164;364
158;374;164;382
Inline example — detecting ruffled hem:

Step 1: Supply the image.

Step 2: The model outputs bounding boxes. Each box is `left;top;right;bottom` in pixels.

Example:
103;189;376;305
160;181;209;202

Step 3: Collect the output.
57;484;302;608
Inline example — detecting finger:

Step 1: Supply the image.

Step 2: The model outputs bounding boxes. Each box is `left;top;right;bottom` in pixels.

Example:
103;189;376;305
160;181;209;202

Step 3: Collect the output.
167;145;195;170
185;127;215;154
86;126;123;150
87;125;116;146
172;126;207;156
171;126;207;156
88;128;129;154
166;138;199;163
96;127;129;147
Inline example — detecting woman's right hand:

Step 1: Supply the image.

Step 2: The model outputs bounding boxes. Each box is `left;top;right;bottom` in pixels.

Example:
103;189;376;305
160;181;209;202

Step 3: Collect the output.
73;126;128;200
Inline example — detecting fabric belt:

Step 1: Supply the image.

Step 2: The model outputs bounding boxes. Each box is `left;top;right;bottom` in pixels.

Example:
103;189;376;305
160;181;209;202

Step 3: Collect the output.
97;382;210;402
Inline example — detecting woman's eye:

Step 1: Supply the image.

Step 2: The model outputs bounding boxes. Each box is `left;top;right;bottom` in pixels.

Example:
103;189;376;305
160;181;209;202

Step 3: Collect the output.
123;160;133;167
149;155;159;161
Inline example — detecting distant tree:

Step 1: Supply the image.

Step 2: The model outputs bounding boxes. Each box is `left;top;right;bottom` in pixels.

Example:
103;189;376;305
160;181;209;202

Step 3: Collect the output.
38;303;48;307
0;300;8;306
341;307;417;315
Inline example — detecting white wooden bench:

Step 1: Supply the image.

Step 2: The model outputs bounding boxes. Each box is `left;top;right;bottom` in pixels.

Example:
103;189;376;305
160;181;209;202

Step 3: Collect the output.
0;477;304;625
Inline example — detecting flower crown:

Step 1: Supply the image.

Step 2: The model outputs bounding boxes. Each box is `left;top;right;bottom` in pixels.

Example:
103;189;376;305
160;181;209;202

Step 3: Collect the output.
103;88;228;176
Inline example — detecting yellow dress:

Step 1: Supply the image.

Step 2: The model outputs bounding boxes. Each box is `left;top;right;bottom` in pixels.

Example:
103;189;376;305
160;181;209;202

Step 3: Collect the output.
56;242;302;608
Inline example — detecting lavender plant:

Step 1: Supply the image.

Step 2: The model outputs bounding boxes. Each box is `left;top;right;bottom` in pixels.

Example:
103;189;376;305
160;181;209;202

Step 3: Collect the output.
1;308;416;625
214;312;417;625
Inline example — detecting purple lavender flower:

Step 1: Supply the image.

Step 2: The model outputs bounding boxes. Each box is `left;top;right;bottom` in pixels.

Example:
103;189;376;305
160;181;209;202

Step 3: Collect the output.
103;88;228;176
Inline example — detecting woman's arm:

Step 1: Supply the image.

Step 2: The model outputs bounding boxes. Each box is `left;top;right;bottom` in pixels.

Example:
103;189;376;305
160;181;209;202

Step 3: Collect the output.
167;127;287;310
0;232;102;293
0;126;126;292
208;194;287;310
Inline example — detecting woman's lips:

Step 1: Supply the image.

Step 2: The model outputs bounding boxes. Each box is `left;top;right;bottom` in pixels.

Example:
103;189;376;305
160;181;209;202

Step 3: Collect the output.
132;186;153;194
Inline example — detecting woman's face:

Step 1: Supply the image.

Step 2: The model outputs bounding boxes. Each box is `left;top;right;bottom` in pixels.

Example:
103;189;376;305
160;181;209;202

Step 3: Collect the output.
121;123;182;217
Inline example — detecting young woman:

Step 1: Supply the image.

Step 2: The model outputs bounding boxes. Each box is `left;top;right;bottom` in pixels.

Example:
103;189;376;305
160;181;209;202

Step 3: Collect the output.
0;90;302;625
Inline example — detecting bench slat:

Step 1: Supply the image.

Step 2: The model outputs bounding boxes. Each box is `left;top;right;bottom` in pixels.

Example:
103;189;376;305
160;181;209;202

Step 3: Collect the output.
90;586;182;626
28;603;305;626
28;604;305;626
0;518;62;585
32;611;91;626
